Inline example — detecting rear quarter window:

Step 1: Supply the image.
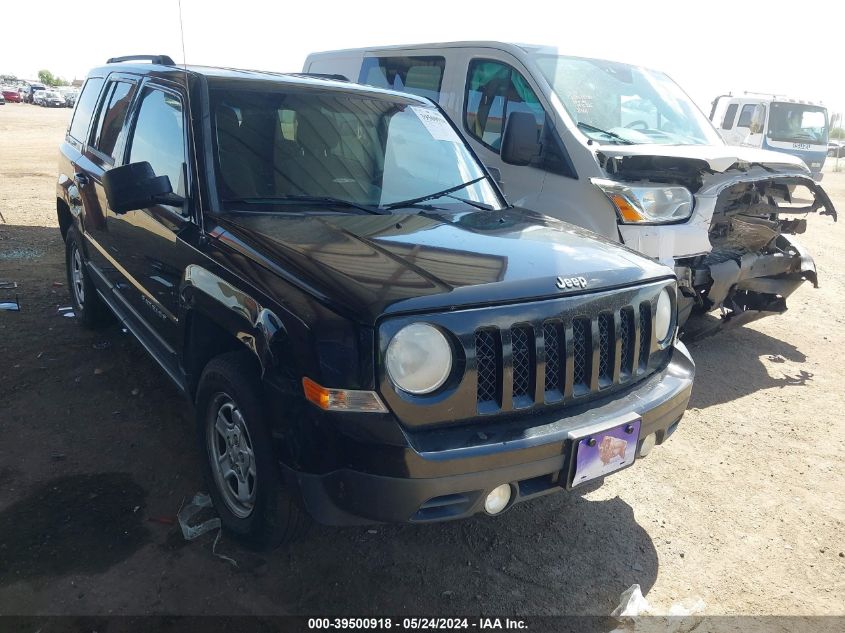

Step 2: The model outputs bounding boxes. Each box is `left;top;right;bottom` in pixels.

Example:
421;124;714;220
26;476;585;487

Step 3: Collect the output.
68;77;105;142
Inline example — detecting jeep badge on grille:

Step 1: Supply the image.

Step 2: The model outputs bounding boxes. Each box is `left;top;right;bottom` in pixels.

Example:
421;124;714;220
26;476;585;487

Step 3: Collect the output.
556;276;588;290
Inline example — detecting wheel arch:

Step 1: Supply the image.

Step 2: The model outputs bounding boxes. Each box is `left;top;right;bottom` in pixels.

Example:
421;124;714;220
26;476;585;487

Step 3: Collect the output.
179;265;295;397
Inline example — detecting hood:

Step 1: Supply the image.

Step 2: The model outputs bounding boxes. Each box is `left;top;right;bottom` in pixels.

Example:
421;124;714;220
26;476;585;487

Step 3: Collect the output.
598;143;807;173
213;208;672;324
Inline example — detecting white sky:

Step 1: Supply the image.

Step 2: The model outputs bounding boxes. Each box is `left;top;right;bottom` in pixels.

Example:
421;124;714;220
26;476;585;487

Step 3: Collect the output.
4;0;844;118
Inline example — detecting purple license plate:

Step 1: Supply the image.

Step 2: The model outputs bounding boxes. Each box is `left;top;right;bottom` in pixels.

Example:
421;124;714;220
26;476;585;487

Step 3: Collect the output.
570;416;641;487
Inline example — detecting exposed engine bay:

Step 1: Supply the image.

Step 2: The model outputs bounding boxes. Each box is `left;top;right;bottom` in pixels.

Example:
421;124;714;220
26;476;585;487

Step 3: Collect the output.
602;152;838;327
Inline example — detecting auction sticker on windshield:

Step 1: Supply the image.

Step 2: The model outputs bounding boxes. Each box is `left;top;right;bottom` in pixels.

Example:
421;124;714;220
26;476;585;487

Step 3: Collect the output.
569;415;641;487
411;106;461;143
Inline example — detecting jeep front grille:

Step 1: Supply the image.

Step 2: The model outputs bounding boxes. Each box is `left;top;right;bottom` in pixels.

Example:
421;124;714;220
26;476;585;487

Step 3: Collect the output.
474;301;655;413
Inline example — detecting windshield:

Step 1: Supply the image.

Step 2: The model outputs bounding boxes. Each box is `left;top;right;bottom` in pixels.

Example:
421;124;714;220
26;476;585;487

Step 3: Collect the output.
210;87;502;212
529;53;722;146
45;91;60;98
768;102;828;145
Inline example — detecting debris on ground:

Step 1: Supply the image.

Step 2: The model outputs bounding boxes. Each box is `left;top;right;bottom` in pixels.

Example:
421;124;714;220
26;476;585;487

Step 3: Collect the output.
177;493;221;541
93;340;112;350
51;281;63;287
177;493;238;568
0;281;18;290
768;354;787;363
0;297;20;312
610;584;705;633
57;306;74;318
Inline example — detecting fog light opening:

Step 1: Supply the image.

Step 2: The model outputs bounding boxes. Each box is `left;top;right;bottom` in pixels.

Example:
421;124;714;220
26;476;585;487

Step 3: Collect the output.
639;433;657;457
484;484;512;515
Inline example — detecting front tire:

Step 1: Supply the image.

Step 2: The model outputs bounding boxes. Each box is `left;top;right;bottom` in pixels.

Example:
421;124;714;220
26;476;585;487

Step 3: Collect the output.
196;351;309;549
65;226;111;328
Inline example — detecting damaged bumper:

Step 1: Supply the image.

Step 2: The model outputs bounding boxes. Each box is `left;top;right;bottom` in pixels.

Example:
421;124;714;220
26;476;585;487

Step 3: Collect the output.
677;173;835;325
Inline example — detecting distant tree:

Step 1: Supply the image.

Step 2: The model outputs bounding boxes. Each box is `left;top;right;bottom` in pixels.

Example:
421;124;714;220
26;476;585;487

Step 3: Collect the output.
830;113;841;129
831;127;845;140
37;69;59;86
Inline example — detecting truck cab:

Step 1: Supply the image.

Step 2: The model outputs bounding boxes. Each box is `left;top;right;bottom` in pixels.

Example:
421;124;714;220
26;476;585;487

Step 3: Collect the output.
711;94;829;180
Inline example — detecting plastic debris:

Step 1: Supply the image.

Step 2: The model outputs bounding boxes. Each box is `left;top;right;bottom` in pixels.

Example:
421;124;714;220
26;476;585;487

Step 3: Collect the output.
0;298;20;312
0;281;18;290
610;584;706;633
52;281;64;287
212;529;238;568
177;493;221;540
58;306;75;318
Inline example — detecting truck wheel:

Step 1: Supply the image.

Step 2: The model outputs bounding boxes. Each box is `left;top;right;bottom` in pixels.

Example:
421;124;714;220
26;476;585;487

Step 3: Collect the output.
65;226;111;328
196;351;310;549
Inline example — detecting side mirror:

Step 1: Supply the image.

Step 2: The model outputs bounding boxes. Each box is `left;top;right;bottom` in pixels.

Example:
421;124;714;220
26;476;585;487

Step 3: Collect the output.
500;111;540;166
103;161;176;214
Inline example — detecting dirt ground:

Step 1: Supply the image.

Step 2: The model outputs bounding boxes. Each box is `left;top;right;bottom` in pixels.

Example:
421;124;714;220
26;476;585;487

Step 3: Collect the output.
0;103;843;617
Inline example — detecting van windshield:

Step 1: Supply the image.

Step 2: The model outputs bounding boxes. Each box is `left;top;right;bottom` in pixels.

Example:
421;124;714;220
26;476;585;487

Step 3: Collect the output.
209;87;503;212
529;53;722;146
767;102;828;145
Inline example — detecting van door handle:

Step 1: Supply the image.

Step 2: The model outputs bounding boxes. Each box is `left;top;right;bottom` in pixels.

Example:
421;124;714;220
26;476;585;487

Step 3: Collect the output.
75;173;89;186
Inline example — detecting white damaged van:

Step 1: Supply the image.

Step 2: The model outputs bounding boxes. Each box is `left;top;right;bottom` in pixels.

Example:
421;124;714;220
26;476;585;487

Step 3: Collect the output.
305;42;837;326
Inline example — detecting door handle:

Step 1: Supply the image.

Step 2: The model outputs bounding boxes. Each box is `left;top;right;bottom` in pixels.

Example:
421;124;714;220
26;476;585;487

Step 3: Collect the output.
74;173;89;187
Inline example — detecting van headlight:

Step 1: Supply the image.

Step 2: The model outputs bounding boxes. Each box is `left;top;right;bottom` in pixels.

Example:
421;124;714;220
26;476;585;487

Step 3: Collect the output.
654;288;674;345
593;179;693;224
385;323;452;394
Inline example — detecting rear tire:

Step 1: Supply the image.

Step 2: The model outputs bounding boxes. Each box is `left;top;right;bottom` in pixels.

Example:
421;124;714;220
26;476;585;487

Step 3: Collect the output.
64;226;111;328
195;351;310;549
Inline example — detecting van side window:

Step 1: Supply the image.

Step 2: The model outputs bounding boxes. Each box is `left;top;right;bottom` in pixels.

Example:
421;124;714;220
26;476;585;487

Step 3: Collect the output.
721;103;738;130
90;80;136;161
465;59;575;178
127;87;187;198
359;57;445;101
737;104;758;128
68;77;104;143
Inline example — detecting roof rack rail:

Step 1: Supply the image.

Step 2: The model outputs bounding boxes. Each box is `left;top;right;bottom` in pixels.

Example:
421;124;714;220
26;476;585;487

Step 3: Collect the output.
106;55;176;65
294;72;350;82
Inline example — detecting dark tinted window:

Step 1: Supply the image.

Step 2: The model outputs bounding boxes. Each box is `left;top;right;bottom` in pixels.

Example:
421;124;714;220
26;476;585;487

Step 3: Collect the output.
91;81;135;160
721;103;738;129
128;88;186;196
68;77;104;142
359;56;445;101
465;60;544;151
464;59;574;177
737;104;757;128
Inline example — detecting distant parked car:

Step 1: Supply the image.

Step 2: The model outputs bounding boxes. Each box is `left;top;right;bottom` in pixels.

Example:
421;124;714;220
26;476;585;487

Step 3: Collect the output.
828;140;845;158
0;92;5;105
24;83;47;103
32;90;47;105
40;90;66;107
2;88;20;103
58;88;78;107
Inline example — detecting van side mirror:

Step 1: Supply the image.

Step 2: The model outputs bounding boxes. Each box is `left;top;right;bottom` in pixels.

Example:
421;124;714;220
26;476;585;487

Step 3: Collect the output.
103;161;178;214
500;112;540;166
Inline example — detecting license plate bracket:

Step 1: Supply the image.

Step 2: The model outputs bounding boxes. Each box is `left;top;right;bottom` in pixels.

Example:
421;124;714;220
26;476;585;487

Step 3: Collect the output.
568;414;641;488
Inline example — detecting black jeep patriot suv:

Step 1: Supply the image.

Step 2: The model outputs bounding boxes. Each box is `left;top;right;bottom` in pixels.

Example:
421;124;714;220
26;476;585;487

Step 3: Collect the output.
57;55;694;548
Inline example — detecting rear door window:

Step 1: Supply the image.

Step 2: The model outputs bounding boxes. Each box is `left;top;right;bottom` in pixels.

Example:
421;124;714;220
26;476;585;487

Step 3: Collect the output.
68;77;104;142
359;56;445;101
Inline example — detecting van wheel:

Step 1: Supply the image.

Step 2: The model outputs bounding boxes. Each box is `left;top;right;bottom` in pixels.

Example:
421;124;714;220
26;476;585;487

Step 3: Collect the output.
196;351;310;549
65;226;111;328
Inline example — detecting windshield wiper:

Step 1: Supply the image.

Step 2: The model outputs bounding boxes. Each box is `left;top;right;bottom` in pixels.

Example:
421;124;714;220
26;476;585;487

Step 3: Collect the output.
384;176;490;210
222;195;389;215
576;122;634;145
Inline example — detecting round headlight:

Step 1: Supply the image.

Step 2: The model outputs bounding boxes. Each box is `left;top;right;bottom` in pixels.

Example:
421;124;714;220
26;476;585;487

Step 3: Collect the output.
654;288;673;344
385;323;452;394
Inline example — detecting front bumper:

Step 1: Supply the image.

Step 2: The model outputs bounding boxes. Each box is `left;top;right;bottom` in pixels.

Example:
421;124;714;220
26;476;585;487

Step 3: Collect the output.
286;342;694;525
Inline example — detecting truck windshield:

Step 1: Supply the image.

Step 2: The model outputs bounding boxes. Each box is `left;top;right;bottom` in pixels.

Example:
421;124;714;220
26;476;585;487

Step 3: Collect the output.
210;87;503;212
767;102;828;145
529;53;722;146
